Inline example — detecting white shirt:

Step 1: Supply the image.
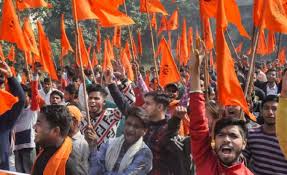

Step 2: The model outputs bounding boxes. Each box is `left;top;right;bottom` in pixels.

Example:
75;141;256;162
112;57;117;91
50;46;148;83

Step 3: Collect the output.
266;84;278;96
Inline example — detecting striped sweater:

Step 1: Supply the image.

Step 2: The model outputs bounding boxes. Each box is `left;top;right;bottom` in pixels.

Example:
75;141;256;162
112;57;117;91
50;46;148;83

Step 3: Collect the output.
243;126;287;175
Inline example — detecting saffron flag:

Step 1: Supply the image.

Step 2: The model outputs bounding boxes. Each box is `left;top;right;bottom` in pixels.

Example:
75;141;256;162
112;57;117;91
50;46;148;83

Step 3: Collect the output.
176;35;181;60
72;0;98;21
278;47;286;66
187;27;193;57
158;9;178;35
151;13;158;30
61;14;74;58
201;0;250;39
124;42;132;60
203;16;214;51
120;49;134;81
7;45;15;62
91;49;98;67
107;39;114;60
96;28;101;53
0;0;27;51
16;0;51;11
267;31;276;54
155;37;165;58
235;42;243;53
254;0;287;34
78;28;90;68
22;18;40;56
216;0;256;121
102;39;113;71
0;89;18;115
131;37;138;59
113;26;121;48
256;29;268;55
37;21;58;80
140;0;168;15
180;18;189;65
90;0;135;27
158;38;181;87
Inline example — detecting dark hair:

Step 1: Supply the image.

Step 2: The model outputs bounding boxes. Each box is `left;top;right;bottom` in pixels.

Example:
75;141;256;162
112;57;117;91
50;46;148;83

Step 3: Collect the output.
87;84;108;97
72;76;80;82
65;84;78;96
214;118;247;139
21;84;31;97
144;91;171;109
50;90;64;99
261;95;279;107
266;68;276;75
126;106;148;128
40;105;72;137
43;78;51;83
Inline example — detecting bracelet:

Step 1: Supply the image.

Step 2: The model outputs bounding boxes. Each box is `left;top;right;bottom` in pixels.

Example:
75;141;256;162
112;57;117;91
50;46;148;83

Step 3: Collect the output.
189;90;203;94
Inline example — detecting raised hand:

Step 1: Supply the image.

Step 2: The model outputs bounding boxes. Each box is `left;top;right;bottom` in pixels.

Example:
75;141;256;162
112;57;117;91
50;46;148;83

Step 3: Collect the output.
0;60;13;78
84;125;97;147
103;68;114;85
281;71;287;98
173;106;188;119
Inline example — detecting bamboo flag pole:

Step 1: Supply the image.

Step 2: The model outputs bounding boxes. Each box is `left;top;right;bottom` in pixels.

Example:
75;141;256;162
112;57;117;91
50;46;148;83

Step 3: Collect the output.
72;0;91;126
145;1;159;81
226;29;241;60
123;1;136;61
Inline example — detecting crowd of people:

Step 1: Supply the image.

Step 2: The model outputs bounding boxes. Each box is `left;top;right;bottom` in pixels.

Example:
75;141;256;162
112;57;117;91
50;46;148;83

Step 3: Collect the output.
0;41;287;175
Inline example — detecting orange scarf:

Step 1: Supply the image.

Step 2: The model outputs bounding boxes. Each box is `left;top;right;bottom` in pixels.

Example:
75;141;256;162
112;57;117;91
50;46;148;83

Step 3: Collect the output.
32;137;73;175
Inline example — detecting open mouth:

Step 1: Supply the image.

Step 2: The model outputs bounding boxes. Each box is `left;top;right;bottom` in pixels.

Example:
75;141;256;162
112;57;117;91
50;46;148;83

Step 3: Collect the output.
221;148;232;154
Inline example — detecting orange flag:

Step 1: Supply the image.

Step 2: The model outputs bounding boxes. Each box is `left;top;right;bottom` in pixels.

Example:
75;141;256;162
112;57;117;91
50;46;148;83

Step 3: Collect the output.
145;71;150;88
151;13;158;30
124;42;132;60
113;26;121;48
131;37;138;59
256;29;268;55
16;0;51;11
201;0;250;39
102;39;113;71
216;0;255;121
137;30;143;56
235;42;243;53
107;39;114;60
278;47;286;66
90;1;135;27
22;18;40;56
254;0;287;34
61;14;74;58
187;27;193;56
158;38;181;87
176;35;181;61
140;0;168;15
7;45;15;62
37;21;58;80
25;51;33;65
0;44;5;61
203;16;214;51
72;0;98;21
120;49;134;81
0;89;19;115
210;51;215;70
267;31;276;54
96;28;101;53
158;9;178;35
91;49;98;67
180;18;188;65
0;0;27;51
78;28;90;68
155;37;165;58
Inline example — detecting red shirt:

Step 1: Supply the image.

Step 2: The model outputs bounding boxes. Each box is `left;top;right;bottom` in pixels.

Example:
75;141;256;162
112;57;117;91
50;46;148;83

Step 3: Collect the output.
189;93;253;175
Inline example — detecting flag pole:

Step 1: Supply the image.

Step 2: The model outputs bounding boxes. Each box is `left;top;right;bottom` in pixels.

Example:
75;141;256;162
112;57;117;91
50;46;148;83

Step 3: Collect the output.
123;1;136;61
226;29;241;60
72;0;91;126
145;2;159;82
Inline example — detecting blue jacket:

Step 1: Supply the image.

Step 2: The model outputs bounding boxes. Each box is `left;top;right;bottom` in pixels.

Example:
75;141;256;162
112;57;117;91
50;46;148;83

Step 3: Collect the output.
0;77;25;170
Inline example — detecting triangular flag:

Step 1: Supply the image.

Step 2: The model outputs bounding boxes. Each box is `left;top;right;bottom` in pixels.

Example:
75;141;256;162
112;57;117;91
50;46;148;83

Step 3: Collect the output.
267;31;276;54
124;42;132;60
37;21;58;80
22;18;40;56
201;0;250;39
120;49;134;81
278;47;286;66
137;30;143;56
187;27;193;57
96;28;101;53
131;37;138;59
7;45;15;62
216;0;255;121
256;29;268;55
158;9;178;35
78;28;90;68
102;39;113;71
158;38;181;87
0;44;5;61
180;17;188;65
113;26;121;48
151;13;158;30
0;89;19;115
61;14;74;58
203;16;214;51
16;0;51;11
107;38;114;60
72;0;99;21
140;0;168;15
91;49;98;67
0;0;28;51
